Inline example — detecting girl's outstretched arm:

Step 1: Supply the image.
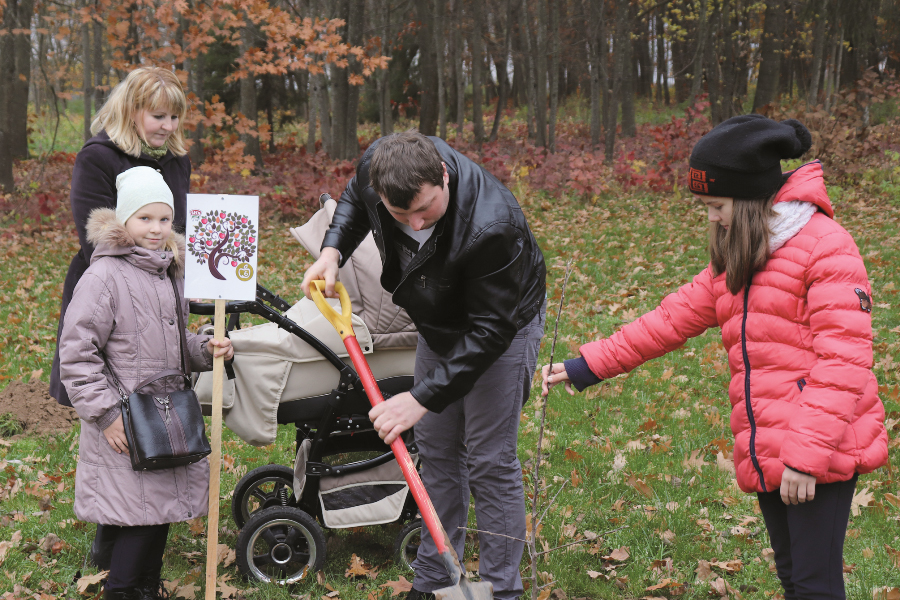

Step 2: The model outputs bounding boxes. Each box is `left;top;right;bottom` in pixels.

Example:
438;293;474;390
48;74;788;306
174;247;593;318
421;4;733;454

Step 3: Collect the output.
542;267;719;396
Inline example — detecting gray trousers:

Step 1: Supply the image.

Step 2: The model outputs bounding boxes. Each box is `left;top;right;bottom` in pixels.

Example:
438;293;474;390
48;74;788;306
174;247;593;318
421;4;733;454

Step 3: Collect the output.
411;308;544;599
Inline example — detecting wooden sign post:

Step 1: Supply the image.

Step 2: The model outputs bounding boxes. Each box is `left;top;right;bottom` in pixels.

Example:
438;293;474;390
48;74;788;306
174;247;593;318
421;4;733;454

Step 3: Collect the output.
183;194;259;600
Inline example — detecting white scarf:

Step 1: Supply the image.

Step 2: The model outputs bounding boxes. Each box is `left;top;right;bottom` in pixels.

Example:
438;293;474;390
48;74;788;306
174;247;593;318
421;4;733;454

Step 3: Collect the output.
768;200;818;254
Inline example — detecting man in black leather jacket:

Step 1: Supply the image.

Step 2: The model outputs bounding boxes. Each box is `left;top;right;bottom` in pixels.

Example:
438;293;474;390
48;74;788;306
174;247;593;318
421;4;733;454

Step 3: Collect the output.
302;132;545;599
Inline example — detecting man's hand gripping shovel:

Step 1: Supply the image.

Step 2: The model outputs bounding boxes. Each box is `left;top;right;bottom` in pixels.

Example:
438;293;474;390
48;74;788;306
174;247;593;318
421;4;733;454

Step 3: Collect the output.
309;281;493;600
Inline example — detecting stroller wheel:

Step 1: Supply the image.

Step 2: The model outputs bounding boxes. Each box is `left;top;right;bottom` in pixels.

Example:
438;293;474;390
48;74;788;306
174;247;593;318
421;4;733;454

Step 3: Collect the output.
236;506;326;584
393;518;422;572
233;464;295;529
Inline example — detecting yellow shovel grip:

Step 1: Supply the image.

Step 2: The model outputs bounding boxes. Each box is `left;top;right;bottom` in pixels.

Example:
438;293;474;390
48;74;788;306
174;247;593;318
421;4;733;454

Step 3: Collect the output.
309;280;355;340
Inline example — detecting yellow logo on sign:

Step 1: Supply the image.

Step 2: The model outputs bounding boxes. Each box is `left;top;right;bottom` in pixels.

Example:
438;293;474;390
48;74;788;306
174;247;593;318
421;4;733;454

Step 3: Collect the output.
236;263;254;282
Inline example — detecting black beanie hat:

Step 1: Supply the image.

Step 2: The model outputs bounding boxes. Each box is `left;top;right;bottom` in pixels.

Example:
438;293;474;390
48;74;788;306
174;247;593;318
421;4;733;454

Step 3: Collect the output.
688;114;813;199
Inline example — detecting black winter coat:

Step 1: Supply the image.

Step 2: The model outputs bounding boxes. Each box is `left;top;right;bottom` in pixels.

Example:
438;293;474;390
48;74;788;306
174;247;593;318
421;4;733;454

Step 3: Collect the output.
323;136;546;412
50;131;191;406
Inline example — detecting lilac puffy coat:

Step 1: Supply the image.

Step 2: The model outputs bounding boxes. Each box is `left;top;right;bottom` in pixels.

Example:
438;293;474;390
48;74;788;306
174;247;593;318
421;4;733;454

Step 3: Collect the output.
59;208;212;526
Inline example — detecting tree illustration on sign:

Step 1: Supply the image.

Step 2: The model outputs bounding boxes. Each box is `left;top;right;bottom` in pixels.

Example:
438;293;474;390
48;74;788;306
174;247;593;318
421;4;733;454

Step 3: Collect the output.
187;209;257;280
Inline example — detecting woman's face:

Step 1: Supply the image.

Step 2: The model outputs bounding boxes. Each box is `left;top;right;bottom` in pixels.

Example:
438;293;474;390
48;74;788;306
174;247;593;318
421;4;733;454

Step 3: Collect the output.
697;195;735;230
135;108;179;148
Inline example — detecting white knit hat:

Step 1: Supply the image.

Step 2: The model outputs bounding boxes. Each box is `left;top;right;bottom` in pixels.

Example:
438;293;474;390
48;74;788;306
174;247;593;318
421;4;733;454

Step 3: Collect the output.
115;166;175;225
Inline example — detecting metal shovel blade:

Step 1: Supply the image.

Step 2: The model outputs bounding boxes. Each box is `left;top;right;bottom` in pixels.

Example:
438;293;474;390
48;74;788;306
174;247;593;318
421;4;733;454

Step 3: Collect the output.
432;549;494;600
434;578;494;600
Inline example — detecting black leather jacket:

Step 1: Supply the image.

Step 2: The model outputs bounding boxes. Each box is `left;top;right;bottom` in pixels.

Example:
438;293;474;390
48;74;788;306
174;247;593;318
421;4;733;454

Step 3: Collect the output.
322;137;546;412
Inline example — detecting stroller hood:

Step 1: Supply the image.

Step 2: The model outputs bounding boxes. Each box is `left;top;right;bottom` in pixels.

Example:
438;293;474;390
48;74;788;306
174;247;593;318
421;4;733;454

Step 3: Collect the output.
291;196;417;350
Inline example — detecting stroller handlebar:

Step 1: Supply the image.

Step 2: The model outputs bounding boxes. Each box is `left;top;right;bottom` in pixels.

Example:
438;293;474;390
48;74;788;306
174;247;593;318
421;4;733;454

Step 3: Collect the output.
188;284;293;316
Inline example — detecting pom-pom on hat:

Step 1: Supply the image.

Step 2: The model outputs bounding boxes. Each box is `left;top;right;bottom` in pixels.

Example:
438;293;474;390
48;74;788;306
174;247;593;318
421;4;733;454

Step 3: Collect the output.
115;166;174;224
688;114;812;199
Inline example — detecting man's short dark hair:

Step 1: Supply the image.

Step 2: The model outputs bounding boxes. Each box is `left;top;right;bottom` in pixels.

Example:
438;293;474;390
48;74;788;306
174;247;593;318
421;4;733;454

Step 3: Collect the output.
370;130;444;210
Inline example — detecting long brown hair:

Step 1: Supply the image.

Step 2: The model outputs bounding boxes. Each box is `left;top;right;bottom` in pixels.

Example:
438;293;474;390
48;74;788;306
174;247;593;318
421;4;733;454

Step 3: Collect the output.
709;198;774;295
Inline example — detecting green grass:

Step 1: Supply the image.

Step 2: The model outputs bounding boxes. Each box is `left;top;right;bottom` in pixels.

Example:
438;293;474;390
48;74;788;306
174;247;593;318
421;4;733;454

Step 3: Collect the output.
1;170;898;598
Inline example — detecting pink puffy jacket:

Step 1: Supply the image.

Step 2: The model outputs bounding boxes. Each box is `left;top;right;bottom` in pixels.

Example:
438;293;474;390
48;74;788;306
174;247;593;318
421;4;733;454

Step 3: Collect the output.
580;162;888;493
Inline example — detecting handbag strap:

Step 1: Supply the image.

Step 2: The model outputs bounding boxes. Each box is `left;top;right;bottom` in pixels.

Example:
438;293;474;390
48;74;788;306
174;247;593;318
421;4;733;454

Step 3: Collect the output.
169;274;192;379
132;368;192;393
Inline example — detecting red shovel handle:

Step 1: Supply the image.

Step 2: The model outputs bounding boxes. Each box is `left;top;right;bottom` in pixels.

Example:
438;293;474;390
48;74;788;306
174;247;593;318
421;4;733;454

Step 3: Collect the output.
343;336;452;556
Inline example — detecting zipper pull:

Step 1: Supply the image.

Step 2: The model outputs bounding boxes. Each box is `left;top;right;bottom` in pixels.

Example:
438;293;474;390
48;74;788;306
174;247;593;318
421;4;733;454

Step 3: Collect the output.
155;396;171;423
419;274;426;288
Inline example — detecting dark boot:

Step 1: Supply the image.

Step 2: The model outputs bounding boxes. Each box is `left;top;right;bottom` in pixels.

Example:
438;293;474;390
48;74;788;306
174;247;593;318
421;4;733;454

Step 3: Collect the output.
88;524;116;570
405;590;436;600
136;578;170;600
103;587;140;600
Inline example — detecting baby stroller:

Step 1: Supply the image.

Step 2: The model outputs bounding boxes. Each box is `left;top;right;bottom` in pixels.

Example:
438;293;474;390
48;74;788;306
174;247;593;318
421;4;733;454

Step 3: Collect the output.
191;195;423;584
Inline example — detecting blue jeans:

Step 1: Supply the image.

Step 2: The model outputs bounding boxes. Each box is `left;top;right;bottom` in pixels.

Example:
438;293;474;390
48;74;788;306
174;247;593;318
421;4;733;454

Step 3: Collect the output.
411;307;545;599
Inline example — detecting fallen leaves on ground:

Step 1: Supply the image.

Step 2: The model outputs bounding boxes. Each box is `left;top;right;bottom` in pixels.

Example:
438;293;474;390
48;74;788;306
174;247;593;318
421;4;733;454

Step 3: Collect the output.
853;487;876;516
379;576;413;597
75;570;109;594
345;553;376;579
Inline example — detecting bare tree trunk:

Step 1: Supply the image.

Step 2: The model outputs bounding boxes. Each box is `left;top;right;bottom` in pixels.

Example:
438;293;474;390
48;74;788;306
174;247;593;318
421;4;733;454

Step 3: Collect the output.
377;0;393;136
534;0;548;147
808;0;829;106
548;0;559;152
519;0;537;141
471;0;485;143
330;0;350;158
690;0;708;102
490;0;512;142
0;0;17;186
93;4;104;109
344;0;364;157
829;25;844;110
417;0;439;136
239;19;263;167
435;0;447;138
9;0;34;158
82;2;92;141
655;12;669;106
604;0;627;161
455;0;465;140
307;82;318;153
752;0;786;111
188;36;206;165
620;0;636;138
588;0;604;147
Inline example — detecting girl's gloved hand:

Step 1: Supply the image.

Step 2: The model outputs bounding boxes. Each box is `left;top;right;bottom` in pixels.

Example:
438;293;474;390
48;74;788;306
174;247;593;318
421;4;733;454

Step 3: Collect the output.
206;337;234;361
104;414;130;455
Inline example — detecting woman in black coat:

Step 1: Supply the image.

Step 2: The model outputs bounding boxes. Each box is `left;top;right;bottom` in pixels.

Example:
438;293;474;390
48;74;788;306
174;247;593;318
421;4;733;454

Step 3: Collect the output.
49;66;192;583
51;66;192;407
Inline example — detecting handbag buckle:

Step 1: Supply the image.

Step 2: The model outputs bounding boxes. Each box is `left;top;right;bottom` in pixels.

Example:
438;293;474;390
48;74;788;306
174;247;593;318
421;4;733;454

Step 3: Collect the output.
154;396;172;423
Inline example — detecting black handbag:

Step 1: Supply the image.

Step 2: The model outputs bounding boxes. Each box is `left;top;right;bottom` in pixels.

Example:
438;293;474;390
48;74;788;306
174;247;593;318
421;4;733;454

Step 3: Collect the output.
105;276;211;471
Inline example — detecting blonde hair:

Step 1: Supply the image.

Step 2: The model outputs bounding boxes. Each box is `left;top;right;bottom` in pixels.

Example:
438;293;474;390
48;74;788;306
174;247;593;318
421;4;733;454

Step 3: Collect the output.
709;198;775;295
92;66;189;158
164;236;181;267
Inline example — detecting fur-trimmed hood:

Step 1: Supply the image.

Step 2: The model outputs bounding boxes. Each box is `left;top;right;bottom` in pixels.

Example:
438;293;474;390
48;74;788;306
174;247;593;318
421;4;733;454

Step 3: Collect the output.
85;208;185;276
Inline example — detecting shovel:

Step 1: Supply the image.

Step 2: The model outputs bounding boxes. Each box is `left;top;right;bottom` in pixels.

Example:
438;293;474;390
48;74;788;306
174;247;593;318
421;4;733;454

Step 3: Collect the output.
309;280;493;600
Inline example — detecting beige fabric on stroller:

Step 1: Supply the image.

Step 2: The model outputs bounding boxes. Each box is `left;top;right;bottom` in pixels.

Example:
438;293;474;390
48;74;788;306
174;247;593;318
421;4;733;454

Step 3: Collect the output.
196;196;417;446
290;196;417;349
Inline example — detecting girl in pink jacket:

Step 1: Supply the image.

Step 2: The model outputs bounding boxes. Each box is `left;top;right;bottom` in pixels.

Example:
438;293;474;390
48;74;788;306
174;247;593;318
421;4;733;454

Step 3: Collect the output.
542;115;887;600
59;167;233;600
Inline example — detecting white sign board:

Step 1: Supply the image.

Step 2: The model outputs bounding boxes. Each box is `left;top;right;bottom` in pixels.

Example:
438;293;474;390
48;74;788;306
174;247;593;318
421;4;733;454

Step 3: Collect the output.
184;194;259;301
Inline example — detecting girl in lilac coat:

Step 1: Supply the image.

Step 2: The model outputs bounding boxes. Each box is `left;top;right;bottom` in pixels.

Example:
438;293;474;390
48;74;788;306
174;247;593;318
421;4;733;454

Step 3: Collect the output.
60;167;232;600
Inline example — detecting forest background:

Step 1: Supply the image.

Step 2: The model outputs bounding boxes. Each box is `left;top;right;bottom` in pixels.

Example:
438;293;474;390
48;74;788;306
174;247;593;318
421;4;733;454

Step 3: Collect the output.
1;0;900;599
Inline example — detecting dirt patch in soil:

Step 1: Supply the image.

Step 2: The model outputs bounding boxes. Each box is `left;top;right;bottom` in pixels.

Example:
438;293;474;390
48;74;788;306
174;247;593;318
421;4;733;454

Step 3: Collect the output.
0;380;79;437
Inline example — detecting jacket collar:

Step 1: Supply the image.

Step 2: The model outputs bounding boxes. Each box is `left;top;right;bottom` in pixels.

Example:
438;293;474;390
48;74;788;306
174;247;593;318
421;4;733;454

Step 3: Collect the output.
773;160;834;218
85;208;185;276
